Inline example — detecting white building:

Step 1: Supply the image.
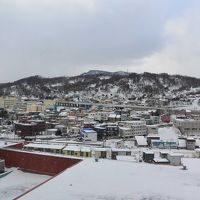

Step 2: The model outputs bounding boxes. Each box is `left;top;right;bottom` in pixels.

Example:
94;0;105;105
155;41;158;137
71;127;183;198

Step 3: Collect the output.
81;129;97;142
147;125;158;134
94;112;109;122
118;127;132;138
118;120;147;138
167;153;183;166
135;136;148;147
173;117;200;137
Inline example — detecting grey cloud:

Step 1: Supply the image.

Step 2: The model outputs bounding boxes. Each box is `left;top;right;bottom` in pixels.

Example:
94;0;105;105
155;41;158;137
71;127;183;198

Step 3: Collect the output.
0;0;196;82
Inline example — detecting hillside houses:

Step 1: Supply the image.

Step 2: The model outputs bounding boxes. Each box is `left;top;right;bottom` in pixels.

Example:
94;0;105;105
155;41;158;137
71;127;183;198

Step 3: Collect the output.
1;88;200;168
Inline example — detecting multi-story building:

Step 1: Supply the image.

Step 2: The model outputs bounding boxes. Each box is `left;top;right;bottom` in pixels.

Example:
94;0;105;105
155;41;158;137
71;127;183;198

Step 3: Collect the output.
118;127;132;138
0;96;17;110
0;98;4;108
43;99;56;110
26;102;45;113
94;123;119;138
81;128;97;142
94;126;106;140
118;120;147;138
94;112;109;122
14;120;46;138
173;117;200;137
106;124;119;137
15;100;27;112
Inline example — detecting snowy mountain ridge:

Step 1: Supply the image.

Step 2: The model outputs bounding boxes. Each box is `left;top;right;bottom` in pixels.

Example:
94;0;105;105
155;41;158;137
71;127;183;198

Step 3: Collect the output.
81;70;129;76
0;71;200;100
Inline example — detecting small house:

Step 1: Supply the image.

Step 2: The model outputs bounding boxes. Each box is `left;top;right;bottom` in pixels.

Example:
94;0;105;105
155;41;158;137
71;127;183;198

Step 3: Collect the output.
93;148;108;159
81;128;97;142
143;151;154;162
108;113;117;122
167;153;183;166
63;145;81;156
105;139;124;149
55;125;67;134
147;135;160;146
160;151;169;159
69;126;80;135
80;146;91;157
195;139;200;149
186;138;196;150
135;136;148;147
195;148;200;158
24;143;65;154
111;148;131;160
178;138;186;149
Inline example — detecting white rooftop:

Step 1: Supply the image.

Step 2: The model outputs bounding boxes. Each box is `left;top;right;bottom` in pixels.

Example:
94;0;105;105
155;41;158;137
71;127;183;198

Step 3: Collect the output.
111;148;131;152
135;136;148;146
80;146;91;152
25;143;65;150
18;158;200;200
0;168;50;200
92;147;108;152
82;129;97;134
168;153;184;157
153;158;169;163
63;145;81;151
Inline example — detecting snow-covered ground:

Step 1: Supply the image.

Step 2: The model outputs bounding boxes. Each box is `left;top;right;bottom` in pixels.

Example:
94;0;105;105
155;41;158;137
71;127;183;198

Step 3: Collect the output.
0;168;50;200
19;158;200;200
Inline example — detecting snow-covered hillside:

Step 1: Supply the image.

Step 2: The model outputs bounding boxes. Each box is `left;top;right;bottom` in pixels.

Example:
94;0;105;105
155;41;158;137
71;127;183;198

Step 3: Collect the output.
0;71;200;100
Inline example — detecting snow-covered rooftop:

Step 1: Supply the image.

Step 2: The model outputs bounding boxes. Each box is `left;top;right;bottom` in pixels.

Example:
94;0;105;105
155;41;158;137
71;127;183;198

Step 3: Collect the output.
18;158;200;200
25;143;65;150
63;145;81;151
0;168;50;200
80;146;91;152
111;148;131;152
135;136;148;146
82;129;97;134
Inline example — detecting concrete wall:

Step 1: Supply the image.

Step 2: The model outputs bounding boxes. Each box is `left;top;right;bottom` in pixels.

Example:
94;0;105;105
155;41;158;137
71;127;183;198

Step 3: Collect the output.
0;149;81;176
6;142;25;149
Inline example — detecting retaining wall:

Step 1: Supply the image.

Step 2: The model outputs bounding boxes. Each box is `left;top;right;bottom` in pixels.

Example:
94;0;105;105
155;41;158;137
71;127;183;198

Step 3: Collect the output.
0;149;81;176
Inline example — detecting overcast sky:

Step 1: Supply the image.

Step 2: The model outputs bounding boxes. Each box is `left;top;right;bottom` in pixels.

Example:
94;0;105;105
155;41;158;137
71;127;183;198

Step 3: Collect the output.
0;0;200;82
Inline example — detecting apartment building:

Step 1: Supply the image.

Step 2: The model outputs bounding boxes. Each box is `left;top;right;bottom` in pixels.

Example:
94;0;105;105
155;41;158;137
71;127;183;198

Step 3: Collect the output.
94;112;109;122
26;102;45;113
15;100;27;112
43;99;56;110
0;96;17;109
118;120;147;138
173;117;200;137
